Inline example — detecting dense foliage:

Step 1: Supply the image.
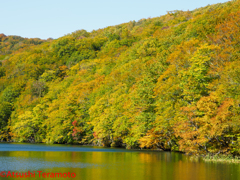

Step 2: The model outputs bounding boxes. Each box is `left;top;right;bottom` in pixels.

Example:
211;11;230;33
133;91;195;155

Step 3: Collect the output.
0;0;240;155
0;34;47;60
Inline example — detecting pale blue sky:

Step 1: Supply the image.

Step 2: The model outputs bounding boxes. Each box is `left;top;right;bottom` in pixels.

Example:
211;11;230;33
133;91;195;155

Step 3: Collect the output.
0;0;229;39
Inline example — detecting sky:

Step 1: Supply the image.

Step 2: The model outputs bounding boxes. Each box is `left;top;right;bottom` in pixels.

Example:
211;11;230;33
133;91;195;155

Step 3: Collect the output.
0;0;230;39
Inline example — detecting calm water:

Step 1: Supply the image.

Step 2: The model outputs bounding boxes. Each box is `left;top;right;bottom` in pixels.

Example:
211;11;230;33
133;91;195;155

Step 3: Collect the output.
0;143;239;180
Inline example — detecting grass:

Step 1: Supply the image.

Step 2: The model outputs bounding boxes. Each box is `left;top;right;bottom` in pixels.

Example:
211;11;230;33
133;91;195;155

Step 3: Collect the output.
203;154;240;163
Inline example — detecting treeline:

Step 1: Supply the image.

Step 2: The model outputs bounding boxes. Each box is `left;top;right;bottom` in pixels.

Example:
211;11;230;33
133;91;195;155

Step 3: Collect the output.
0;34;47;60
0;0;240;156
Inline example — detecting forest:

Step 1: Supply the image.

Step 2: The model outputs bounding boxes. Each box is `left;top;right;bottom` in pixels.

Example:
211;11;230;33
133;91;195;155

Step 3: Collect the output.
0;0;240;156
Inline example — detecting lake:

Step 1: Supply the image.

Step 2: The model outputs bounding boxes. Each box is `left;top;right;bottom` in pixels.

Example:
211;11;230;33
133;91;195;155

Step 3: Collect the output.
0;143;239;180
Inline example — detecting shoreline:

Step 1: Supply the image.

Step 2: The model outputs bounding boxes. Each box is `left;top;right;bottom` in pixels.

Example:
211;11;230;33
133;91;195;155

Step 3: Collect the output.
202;154;240;164
1;141;239;163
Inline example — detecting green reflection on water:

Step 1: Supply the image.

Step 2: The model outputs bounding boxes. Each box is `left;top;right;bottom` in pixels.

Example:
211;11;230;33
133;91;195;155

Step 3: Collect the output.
0;146;239;180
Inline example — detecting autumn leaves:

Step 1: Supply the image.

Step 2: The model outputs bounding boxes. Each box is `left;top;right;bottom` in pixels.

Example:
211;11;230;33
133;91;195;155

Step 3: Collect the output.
0;0;240;155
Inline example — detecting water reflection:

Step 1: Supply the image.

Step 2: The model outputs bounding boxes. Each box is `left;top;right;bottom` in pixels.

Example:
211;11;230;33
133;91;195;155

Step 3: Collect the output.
0;143;239;180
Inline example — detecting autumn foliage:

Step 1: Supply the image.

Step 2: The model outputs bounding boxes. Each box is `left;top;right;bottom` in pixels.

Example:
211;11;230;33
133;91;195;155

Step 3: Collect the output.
0;1;240;155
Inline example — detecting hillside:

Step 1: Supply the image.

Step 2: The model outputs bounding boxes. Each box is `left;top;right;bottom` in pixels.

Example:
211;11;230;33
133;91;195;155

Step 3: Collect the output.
0;34;47;60
0;0;240;155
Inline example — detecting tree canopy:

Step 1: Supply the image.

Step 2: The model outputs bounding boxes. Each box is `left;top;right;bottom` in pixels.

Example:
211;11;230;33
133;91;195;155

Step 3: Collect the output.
0;0;240;156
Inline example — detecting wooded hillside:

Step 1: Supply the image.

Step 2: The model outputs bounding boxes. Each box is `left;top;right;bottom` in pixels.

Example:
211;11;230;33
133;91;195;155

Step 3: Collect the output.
0;0;239;155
